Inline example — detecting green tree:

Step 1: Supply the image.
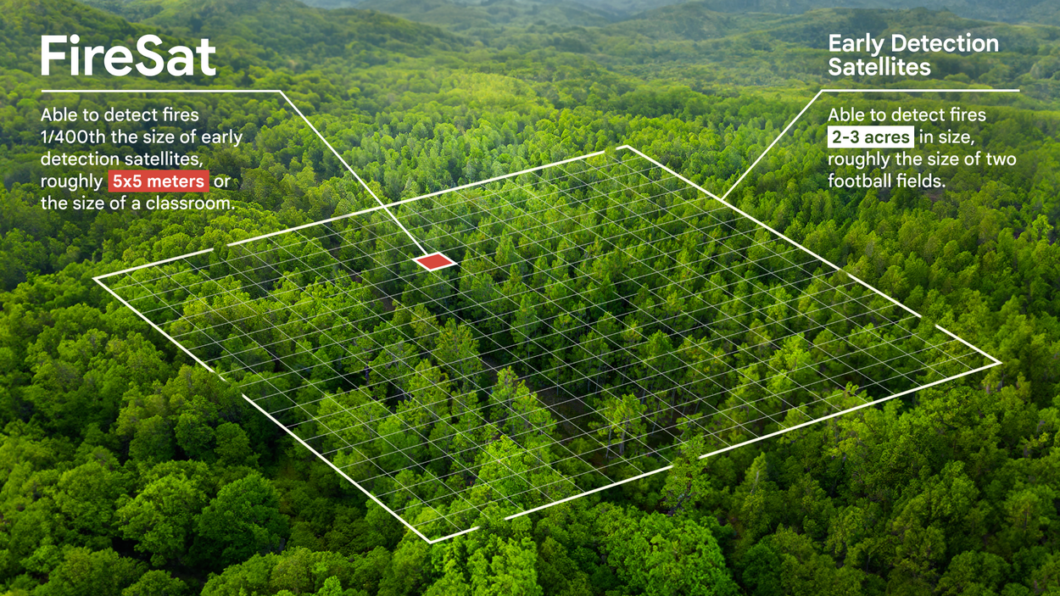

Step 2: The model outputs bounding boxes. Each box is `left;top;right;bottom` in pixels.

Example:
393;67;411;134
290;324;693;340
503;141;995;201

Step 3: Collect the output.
36;547;145;596
118;471;208;567
195;473;289;568
54;448;130;547
434;319;484;391
214;422;259;468
594;392;646;460
468;536;543;596
597;507;738;596
122;570;188;596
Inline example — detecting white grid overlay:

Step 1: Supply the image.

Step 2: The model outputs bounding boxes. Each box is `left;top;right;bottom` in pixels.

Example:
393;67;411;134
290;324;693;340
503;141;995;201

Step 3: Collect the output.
97;146;999;542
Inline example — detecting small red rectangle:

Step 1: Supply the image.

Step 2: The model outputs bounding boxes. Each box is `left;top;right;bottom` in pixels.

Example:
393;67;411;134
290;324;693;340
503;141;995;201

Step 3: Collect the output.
108;170;210;193
415;253;456;271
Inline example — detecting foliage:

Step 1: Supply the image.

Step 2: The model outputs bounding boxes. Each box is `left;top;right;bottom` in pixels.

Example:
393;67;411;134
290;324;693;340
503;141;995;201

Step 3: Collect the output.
1;0;1059;594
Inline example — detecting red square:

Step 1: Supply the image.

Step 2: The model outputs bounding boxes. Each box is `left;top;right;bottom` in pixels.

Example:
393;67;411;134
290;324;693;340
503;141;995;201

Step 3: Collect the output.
414;252;456;271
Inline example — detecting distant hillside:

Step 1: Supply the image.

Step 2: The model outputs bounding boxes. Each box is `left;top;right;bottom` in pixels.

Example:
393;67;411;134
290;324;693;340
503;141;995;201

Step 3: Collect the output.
631;0;1060;26
354;0;615;32
0;0;189;77
76;0;467;66
295;0;1060;30
608;3;1048;49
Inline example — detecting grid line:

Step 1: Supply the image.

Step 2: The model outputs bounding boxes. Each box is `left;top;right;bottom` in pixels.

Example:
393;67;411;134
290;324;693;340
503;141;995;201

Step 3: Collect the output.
98;147;997;542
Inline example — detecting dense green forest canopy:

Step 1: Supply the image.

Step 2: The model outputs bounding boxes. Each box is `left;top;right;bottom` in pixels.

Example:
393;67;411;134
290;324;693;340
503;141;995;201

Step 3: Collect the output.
1;0;1059;594
99;148;992;542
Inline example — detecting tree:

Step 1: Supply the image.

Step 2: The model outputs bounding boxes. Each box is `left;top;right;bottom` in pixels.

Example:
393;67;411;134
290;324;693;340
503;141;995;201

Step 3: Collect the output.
118;471;208;567
768;526;865;596
54;448;130;547
594;392;646;460
733;453;782;546
122;570;188;596
489;367;521;427
128;415;176;467
504;378;556;448
597;507;738;596
404;360;452;430
424;541;472;596
214;422;259;468
175;412;215;461
378;538;431;596
934;551;1008;596
740;539;783;596
468;536;543;596
661;435;714;516
434;319;484;392
511;294;542;362
195;473;289;568
36;547;145;596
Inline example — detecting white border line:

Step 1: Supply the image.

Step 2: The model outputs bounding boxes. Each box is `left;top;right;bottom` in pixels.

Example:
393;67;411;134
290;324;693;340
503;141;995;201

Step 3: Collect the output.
696;360;999;458
225;148;609;248
241;393;447;543
93;248;214;281
936;324;1003;366
505;361;1001;521
87;146;609;280
95;278;221;377
98;143;1002;539
385;149;610;206
621;144;923;319
92;87;1020;277
820;89;1020;93
91;87;1009;542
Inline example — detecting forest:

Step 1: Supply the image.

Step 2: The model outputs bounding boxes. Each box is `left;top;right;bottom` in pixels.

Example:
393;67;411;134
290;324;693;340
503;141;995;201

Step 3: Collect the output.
102;146;988;543
1;0;1060;594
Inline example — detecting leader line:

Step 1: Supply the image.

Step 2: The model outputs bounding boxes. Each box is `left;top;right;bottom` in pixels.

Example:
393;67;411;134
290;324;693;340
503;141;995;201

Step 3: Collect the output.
40;88;431;255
